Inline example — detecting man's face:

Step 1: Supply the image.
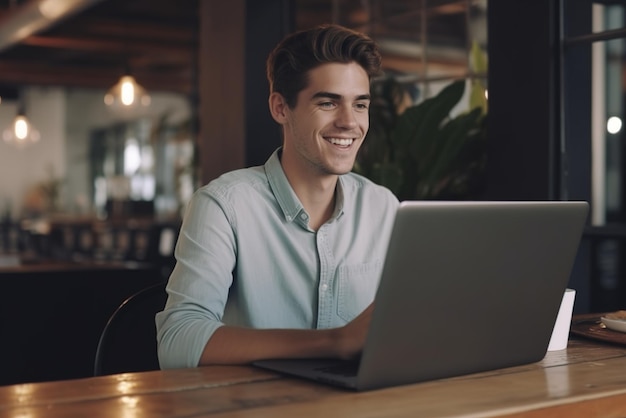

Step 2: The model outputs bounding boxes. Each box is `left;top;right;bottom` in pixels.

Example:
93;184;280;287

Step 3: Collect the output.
281;62;370;177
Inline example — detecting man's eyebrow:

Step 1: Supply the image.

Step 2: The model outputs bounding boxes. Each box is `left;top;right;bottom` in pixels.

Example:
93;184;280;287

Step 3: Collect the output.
311;92;371;101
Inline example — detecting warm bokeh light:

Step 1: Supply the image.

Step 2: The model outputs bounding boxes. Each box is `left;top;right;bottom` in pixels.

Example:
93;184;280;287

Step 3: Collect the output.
3;114;40;147
15;117;29;140
104;74;150;110
121;76;136;106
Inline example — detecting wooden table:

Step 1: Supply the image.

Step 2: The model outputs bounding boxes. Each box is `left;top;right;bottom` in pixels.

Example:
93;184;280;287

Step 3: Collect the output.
1;338;626;417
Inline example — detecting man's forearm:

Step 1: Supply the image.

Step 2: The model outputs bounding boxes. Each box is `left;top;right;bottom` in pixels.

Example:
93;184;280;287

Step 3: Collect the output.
198;304;373;366
198;326;344;366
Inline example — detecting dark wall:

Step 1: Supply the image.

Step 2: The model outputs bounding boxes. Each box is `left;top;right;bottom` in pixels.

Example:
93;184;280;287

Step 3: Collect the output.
244;0;294;167
486;0;561;201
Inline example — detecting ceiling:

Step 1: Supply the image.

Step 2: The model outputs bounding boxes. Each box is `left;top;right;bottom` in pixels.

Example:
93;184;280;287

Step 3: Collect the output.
297;0;484;78
0;0;480;99
0;0;199;98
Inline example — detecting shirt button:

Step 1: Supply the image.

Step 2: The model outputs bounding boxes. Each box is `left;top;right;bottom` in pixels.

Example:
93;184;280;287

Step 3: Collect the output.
321;284;328;292
300;213;307;220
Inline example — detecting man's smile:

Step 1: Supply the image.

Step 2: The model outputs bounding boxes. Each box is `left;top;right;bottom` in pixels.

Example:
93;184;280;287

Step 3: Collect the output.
325;137;356;147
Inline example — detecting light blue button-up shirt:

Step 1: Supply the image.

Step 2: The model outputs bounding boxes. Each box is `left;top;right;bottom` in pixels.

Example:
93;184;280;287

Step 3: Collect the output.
156;149;399;369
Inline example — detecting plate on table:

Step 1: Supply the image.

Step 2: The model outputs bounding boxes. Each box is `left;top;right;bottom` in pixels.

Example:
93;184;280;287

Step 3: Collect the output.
601;312;626;334
570;312;626;345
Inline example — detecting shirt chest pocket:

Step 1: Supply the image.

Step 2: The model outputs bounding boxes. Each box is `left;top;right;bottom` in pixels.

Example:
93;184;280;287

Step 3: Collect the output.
336;260;383;322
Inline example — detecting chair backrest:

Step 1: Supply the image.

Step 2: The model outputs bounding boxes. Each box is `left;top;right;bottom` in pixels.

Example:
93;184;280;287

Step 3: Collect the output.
94;282;168;376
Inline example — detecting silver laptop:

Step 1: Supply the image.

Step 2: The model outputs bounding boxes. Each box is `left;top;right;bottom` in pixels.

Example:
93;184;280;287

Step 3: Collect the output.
254;200;589;391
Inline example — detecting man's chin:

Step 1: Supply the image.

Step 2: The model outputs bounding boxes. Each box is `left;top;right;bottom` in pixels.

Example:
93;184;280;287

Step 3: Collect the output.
318;155;358;176
326;165;355;176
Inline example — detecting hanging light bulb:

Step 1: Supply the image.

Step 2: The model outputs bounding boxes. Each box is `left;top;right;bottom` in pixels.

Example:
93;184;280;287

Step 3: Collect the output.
3;107;40;148
104;73;151;110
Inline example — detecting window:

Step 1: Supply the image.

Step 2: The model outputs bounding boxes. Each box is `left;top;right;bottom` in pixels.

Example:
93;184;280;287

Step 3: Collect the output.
562;0;626;311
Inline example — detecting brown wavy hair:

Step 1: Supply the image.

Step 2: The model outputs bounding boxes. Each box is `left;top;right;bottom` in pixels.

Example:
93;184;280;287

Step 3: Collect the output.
267;24;382;108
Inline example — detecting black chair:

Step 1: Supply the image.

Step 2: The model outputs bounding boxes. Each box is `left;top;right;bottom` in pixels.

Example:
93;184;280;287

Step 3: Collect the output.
94;282;168;376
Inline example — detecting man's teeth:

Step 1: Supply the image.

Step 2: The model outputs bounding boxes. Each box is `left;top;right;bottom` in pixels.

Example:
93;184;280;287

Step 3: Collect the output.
328;138;353;146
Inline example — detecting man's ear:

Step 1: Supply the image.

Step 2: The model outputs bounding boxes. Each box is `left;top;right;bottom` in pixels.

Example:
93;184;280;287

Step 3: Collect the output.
268;92;289;124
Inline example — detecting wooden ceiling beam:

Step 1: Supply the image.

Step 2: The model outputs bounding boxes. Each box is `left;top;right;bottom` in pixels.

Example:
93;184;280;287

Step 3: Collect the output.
21;35;195;57
64;17;197;43
381;55;467;79
0;61;193;94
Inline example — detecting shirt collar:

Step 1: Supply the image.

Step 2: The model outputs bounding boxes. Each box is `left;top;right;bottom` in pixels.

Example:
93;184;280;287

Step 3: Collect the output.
265;148;304;223
332;177;346;221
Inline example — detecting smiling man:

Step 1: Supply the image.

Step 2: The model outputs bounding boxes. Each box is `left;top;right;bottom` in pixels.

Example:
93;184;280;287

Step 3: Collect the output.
156;24;400;369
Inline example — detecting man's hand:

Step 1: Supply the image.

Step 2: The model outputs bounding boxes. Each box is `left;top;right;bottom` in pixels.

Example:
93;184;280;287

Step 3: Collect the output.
332;303;374;360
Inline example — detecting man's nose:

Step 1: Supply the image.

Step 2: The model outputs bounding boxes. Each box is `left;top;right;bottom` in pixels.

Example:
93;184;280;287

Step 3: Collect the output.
335;105;358;129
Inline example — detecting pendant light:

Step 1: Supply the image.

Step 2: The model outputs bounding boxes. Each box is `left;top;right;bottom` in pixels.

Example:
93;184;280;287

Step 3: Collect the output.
104;66;151;111
2;93;40;148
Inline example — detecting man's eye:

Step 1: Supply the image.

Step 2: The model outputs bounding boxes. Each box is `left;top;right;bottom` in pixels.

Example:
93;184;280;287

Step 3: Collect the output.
355;103;369;110
319;102;335;109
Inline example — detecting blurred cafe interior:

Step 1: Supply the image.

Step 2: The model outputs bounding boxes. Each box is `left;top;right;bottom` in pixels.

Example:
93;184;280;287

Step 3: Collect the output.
0;0;625;385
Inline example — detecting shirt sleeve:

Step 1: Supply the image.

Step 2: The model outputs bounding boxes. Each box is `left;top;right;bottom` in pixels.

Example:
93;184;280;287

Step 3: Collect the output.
155;187;236;369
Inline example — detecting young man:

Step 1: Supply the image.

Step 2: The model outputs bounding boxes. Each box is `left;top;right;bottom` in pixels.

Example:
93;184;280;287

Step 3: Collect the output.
156;24;399;369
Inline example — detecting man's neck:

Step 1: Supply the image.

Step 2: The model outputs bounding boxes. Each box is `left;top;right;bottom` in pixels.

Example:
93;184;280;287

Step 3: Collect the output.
280;156;338;230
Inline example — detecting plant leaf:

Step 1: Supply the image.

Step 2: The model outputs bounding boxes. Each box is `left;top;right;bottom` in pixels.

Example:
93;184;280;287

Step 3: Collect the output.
424;108;483;185
407;80;466;161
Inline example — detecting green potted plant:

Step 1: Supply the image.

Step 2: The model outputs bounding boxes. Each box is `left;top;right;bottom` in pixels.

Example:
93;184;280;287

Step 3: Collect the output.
355;43;488;201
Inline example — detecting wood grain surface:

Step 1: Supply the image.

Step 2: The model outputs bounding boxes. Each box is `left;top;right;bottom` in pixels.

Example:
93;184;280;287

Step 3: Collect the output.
1;339;626;417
